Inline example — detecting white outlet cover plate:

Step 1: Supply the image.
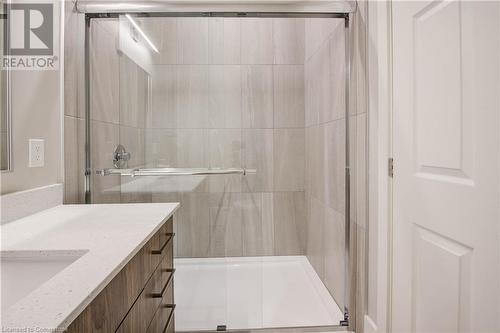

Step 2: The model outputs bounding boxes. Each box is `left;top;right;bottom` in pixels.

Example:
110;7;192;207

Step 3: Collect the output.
29;139;45;168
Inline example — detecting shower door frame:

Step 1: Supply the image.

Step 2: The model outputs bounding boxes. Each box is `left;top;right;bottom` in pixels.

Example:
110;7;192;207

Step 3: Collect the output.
81;7;354;332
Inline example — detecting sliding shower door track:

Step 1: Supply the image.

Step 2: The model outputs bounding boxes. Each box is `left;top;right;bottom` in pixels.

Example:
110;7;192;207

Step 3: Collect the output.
178;324;350;333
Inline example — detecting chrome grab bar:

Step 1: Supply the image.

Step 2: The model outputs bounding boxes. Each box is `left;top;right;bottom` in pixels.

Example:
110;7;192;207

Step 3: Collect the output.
95;167;256;177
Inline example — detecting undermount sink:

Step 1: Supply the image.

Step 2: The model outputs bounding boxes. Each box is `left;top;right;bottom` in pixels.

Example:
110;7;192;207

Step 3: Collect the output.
0;250;87;310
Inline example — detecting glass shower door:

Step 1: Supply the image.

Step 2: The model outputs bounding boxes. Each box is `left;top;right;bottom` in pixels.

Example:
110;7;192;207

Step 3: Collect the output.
88;12;348;332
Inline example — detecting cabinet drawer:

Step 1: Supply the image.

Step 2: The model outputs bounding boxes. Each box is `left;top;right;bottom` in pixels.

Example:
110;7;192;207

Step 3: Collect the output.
159;217;174;245
117;249;175;333
164;313;175;333
155;217;174;260
146;282;175;333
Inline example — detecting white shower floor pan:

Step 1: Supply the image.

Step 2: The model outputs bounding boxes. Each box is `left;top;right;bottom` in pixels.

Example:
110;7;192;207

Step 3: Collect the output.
174;256;343;331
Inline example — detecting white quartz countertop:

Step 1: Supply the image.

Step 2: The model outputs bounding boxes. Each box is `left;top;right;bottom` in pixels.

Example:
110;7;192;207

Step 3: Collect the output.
0;203;179;332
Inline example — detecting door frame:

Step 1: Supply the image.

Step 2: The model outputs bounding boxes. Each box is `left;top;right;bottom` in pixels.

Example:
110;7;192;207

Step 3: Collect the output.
366;0;394;332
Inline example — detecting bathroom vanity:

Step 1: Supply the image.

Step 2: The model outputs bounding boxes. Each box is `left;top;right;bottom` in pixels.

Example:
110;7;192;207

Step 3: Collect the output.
0;203;179;333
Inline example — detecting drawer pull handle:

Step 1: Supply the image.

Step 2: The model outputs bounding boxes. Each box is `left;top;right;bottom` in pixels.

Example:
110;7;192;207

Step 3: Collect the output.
162;304;176;333
152;233;175;255
151;268;175;298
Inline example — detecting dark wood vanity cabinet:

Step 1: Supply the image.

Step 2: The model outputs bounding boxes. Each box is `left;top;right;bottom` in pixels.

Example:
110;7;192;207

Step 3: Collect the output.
66;217;175;333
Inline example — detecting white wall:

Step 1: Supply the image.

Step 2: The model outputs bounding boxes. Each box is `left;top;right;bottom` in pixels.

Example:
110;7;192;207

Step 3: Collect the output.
0;1;64;195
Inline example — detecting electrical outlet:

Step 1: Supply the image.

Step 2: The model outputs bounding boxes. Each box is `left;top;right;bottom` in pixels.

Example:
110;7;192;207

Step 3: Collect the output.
29;139;44;168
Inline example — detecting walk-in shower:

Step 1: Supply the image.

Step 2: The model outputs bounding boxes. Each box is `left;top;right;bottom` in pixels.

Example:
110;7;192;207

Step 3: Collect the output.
76;1;357;331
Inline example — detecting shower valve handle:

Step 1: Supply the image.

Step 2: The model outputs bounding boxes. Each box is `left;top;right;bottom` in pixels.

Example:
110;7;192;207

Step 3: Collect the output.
113;144;131;168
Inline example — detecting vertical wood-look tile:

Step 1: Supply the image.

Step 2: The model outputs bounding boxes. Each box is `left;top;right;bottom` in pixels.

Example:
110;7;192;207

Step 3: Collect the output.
209;192;243;257
151;65;176;128
91;121;120;203
177;18;209;64
119;126;145;168
64;116;85;204
355;113;367;229
151;193;181;257
242;129;273;193
176;129;209;168
324;120;346;214
305;18;339;61
145;129;177;167
209;18;241;64
64;5;85;118
90;21;120;124
208;65;242;129
141;17;178;65
273;129;305;191
273;191;306;255
355;225;367;332
176;192;211;258
323;205;345;308
208;129;242;193
241;18;273;64
306;196;325;278
120;56;148;128
119;176;152;204
305;42;332;126
242;65;274;128
273;18;305;65
305;125;325;202
330;25;346;122
242;192;274;256
273;65;305;128
175;65;209;128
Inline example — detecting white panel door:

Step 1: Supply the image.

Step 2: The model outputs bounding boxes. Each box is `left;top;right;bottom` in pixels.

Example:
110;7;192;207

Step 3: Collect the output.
392;1;500;332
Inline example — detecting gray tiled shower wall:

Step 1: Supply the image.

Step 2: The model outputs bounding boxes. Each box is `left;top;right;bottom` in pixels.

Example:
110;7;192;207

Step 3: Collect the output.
143;17;308;259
